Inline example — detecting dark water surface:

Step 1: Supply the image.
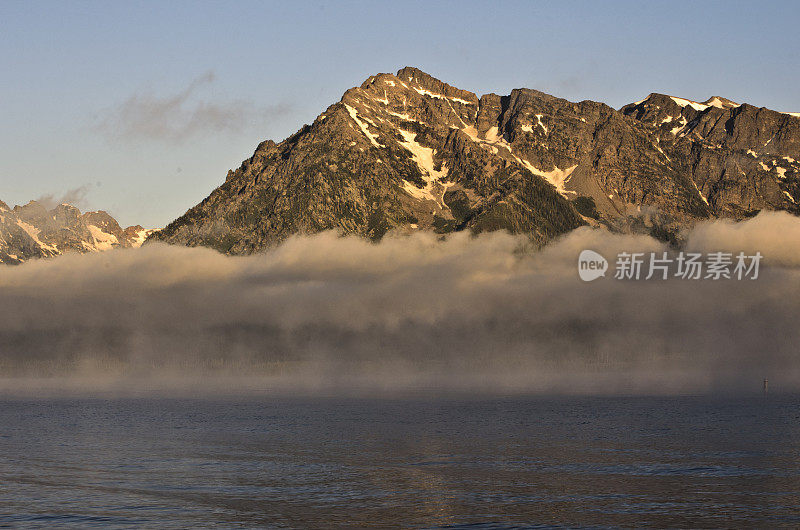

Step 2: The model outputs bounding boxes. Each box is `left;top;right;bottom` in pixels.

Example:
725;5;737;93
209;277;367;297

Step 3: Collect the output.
0;394;799;528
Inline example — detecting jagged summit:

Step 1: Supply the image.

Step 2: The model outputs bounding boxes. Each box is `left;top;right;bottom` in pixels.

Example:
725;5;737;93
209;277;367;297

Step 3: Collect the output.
391;67;480;104
703;96;740;109
0;199;157;265
147;67;799;254
628;93;741;112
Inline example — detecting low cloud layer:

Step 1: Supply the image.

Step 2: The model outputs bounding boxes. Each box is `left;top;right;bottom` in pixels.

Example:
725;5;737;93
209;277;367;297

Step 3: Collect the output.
95;71;291;143
1;211;799;396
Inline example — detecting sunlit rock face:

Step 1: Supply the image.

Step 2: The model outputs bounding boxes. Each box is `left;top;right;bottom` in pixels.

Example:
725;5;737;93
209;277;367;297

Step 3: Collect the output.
621;94;800;220
0;200;156;265
151;67;799;254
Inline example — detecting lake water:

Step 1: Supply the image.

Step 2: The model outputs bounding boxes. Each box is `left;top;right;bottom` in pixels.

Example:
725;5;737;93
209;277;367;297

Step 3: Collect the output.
0;394;798;528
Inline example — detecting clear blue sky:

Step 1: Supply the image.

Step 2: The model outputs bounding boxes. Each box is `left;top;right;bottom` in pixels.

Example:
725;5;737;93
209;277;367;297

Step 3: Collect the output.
2;0;798;227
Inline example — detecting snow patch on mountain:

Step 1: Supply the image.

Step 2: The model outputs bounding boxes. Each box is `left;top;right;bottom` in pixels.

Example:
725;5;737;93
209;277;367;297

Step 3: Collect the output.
87;224;119;251
17;219;59;254
397;129;452;208
535;114;548;134
670;116;688;136
410;86;473;105
130;228;158;248
345;104;384;148
529;164;578;196
704;96;740;109
670;96;709;112
462;126;578;196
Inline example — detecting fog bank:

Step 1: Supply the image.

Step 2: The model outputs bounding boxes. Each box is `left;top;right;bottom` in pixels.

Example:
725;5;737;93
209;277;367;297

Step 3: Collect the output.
2;211;799;396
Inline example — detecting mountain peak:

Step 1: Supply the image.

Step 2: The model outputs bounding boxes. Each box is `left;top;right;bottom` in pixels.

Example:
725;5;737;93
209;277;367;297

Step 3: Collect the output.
702;96;740;109
395;66;440;87
627;93;741;112
0;200;158;264
394;66;478;104
152;69;800;255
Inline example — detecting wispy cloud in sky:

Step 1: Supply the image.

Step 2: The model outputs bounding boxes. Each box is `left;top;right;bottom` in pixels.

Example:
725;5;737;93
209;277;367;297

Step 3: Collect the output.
35;184;94;210
95;71;291;143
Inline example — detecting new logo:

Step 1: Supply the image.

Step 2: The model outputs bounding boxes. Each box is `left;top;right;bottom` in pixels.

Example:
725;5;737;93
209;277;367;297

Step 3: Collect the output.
578;250;608;282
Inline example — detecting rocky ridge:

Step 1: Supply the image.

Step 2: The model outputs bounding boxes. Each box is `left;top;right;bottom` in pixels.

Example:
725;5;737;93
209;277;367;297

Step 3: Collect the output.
151;67;799;253
621;93;800;219
0;200;156;265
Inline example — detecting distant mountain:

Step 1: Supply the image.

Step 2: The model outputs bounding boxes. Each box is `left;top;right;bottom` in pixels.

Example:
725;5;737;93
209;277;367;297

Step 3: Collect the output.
142;68;799;251
0;200;156;265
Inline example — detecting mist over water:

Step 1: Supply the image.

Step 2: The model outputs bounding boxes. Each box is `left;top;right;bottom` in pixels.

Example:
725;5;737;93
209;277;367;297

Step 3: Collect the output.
2;211;799;397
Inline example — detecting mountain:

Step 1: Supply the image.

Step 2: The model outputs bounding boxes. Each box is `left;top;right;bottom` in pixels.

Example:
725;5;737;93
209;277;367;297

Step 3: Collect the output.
0;200;156;265
141;67;796;252
621;94;799;219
